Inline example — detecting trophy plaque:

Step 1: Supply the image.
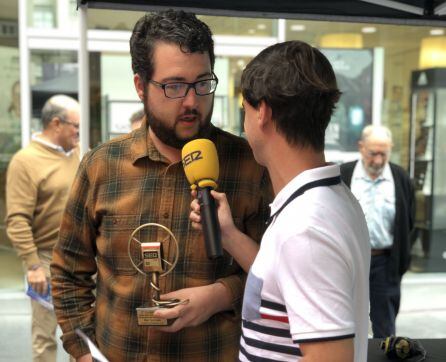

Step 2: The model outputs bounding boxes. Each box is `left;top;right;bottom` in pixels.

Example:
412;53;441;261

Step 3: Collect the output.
128;223;186;326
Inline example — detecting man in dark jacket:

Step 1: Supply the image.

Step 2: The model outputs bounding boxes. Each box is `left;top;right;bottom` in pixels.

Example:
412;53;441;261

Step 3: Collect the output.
340;124;415;338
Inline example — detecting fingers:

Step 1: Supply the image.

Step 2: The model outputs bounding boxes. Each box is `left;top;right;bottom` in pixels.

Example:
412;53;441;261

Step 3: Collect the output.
190;198;201;214
152;304;188;333
210;190;227;202
27;270;48;295
31;280;48;295
189;197;202;230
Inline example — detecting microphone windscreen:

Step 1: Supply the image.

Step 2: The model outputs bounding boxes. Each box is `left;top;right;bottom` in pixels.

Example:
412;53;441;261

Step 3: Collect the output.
182;139;219;189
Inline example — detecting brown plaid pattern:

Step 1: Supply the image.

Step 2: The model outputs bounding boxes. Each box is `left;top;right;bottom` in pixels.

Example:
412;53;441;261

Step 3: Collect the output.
51;122;271;361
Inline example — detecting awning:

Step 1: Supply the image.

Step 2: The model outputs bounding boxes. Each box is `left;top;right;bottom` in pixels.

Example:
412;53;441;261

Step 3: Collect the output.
77;0;446;26
74;0;446;156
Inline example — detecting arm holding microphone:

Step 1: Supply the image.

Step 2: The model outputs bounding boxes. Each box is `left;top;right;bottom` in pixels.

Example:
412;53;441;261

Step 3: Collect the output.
152;139;245;332
154;139;270;333
182;138;260;271
190;189;259;273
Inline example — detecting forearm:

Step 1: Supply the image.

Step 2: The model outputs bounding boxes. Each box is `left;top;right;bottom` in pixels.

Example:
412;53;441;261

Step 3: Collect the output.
216;272;246;317
222;227;259;273
300;338;354;362
209;281;233;314
51;247;97;358
6;215;40;267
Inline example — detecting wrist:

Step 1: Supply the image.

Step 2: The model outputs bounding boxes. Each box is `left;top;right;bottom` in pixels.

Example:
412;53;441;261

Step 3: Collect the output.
221;226;241;250
210;282;232;314
28;264;42;271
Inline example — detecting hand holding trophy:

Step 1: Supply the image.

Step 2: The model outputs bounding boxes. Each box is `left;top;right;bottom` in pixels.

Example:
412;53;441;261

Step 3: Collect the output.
128;223;187;326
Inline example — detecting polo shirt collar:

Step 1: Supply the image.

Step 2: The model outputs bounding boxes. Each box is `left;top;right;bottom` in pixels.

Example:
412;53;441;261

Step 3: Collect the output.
270;163;341;216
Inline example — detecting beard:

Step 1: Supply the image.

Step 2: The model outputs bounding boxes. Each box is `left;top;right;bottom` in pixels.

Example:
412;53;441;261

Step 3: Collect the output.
143;88;213;149
365;163;384;177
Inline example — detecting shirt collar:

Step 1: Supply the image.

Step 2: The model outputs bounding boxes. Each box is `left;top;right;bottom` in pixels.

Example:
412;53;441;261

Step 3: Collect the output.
32;133;74;156
354;160;392;182
270;163;341;216
130;116;165;164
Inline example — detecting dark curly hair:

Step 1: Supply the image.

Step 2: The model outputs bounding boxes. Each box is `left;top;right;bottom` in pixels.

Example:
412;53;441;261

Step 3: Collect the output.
130;9;215;84
241;41;341;152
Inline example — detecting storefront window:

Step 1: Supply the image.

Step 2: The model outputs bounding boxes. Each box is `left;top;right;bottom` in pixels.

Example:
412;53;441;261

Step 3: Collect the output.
286;19;435;167
30;50;78;133
28;0;57;28
28;0;78;30
0;0;22;291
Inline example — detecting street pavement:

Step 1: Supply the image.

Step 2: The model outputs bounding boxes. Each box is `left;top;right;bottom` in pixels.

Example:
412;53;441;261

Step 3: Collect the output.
0;271;445;361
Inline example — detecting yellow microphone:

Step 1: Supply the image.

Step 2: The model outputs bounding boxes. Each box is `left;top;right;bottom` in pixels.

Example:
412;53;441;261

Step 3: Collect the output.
182;139;223;259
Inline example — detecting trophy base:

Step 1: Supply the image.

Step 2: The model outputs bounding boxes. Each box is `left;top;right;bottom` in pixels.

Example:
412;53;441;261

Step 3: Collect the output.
136;305;175;326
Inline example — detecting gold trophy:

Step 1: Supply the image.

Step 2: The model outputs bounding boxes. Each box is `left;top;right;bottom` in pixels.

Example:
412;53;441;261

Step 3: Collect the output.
128;223;186;326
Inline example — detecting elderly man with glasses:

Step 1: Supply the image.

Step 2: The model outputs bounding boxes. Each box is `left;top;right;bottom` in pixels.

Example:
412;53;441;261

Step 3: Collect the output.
6;94;80;362
50;9;271;362
340;125;415;338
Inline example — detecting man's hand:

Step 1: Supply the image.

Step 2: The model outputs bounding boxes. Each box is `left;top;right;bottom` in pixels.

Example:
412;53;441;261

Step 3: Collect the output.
27;266;47;295
76;353;93;362
152;282;232;333
190;190;237;245
190;190;259;272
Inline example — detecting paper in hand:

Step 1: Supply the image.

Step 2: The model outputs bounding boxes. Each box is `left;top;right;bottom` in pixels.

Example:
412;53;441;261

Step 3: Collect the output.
75;329;109;362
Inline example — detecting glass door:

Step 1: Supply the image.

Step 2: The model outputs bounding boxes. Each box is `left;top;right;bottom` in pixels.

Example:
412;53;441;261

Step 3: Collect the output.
410;89;434;259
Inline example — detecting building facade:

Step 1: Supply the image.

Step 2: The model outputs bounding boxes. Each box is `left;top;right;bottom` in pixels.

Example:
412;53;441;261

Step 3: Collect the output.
1;0;446;291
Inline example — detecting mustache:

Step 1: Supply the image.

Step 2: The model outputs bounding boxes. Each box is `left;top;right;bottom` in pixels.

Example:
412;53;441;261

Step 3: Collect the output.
182;109;199;116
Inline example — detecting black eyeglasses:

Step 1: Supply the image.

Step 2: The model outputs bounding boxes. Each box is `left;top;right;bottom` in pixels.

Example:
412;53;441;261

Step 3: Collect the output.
149;75;218;99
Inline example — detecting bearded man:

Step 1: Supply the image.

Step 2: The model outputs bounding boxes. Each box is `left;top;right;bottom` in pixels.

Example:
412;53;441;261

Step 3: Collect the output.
50;9;271;362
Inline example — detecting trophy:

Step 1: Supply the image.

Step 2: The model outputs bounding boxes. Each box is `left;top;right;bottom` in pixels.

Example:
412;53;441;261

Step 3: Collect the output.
128;223;186;326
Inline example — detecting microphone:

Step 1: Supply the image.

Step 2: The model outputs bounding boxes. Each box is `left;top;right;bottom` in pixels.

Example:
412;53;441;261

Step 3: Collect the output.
182;139;223;259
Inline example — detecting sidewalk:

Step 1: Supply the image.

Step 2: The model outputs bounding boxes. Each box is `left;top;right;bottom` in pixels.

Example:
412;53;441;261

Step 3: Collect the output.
397;272;446;338
0;271;444;361
0;291;71;362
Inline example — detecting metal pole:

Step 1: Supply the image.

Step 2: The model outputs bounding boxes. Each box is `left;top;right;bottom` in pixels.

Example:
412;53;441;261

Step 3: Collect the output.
78;5;90;156
19;0;31;148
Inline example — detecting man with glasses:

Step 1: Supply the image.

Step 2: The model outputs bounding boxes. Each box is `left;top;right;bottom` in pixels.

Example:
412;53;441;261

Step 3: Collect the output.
340;125;415;338
51;10;270;362
6;94;80;362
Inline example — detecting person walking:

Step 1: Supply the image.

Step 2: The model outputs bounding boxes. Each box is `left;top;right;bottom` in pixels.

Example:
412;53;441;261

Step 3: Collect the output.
6;94;80;362
340;124;415;338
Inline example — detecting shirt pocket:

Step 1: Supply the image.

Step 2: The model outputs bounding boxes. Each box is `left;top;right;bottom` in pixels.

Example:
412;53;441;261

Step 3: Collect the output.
382;195;396;227
101;215;142;275
184;217;243;282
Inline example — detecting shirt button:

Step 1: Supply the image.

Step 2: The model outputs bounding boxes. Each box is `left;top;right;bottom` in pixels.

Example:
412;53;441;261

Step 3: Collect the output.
112;218;118;225
163;212;169;219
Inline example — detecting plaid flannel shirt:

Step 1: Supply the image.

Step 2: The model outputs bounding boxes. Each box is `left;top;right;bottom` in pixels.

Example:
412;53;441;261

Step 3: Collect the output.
51;122;271;361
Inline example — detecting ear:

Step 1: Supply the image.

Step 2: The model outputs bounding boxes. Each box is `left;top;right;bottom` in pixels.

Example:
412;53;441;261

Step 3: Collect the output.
51;116;62;132
134;74;145;101
257;100;272;129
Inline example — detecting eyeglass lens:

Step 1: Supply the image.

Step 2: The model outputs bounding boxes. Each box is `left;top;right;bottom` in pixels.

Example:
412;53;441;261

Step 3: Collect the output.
164;79;217;98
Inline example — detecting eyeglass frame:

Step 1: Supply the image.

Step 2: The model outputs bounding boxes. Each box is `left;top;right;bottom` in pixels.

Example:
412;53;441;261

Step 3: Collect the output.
60;119;80;130
148;74;219;99
365;150;390;159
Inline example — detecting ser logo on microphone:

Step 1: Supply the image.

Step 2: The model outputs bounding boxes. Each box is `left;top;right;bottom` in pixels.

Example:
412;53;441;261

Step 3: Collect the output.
182;150;203;167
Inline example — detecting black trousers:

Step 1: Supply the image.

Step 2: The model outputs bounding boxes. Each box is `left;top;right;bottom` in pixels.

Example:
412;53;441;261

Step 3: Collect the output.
369;254;401;338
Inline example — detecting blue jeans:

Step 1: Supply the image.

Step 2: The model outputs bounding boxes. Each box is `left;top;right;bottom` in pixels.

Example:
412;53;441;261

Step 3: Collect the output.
369;254;401;338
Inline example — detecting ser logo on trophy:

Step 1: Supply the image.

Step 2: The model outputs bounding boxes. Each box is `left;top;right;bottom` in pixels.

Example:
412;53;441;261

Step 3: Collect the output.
127;223;187;326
